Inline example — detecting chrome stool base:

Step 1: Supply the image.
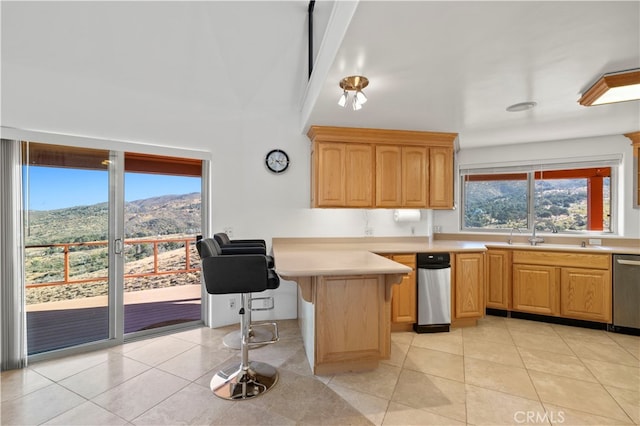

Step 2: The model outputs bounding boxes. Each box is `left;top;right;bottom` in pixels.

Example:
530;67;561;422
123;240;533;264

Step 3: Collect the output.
210;361;278;400
222;324;277;349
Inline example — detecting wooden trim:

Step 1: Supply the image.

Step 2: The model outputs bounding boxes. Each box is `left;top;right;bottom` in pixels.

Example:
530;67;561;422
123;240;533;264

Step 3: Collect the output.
22;142;109;170
624;131;640;147
22;143;203;177
579;70;640;106
307;125;457;147
125;152;202;177
466;168;610;181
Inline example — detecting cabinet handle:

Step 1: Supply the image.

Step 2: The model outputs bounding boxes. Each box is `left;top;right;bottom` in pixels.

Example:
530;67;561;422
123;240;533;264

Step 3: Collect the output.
616;259;640;266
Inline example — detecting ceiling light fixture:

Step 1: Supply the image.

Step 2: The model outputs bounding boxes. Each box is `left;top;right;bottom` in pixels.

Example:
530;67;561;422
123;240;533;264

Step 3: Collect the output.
506;101;537;112
579;69;640;106
338;75;369;110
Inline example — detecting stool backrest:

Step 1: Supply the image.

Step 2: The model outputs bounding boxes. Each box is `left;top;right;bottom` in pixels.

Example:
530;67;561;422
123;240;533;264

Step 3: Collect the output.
196;238;220;258
213;233;232;246
197;237;278;295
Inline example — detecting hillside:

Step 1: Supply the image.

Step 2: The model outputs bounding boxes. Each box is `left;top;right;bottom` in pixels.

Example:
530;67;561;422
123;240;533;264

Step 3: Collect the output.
25;193;201;245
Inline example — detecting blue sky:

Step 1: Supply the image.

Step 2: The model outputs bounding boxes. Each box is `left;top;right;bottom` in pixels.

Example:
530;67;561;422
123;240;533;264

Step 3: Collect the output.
24;167;201;211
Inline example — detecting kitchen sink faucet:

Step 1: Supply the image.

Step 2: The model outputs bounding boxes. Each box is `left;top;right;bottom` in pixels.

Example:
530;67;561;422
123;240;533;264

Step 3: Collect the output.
528;223;545;246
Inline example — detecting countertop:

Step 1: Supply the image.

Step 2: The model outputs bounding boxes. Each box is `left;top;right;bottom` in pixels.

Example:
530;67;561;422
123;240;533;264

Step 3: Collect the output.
272;237;482;278
273;249;412;279
272;236;639;279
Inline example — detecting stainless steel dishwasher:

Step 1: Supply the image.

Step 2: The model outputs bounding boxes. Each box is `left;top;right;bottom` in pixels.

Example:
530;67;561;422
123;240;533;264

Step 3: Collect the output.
612;254;640;334
414;252;451;333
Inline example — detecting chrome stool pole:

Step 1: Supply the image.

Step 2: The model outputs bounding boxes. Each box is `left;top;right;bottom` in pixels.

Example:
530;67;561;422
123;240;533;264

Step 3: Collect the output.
210;293;278;400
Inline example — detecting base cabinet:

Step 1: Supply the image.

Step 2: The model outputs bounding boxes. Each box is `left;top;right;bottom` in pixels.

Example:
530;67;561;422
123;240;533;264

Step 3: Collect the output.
510;250;612;323
452;252;484;324
389;254;417;324
485;249;511;310
512;264;558;315
560;268;611;322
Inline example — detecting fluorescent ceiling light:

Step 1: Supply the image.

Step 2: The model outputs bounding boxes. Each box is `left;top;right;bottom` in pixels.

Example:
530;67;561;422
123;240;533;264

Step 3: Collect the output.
579;69;640;106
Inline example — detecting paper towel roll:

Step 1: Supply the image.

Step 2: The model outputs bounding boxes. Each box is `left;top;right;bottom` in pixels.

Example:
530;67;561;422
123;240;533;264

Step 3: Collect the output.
393;209;421;222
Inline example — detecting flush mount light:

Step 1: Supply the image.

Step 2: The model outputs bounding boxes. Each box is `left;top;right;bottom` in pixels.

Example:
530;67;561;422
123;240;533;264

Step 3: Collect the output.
579;69;640;106
506;101;537;112
337;75;369;110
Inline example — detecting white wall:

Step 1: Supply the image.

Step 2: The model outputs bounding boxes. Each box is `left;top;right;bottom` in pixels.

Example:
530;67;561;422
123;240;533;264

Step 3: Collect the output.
433;134;640;239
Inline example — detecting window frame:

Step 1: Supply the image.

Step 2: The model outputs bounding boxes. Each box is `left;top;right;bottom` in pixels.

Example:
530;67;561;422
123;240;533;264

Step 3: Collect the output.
459;160;619;235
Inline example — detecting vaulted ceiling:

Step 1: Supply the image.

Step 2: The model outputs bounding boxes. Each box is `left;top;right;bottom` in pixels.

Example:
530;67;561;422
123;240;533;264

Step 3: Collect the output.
2;1;639;149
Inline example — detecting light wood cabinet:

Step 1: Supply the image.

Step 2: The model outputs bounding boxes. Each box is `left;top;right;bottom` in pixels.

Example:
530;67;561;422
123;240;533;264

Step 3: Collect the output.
429;147;454;208
389;254;417;324
307;126;458;209
485;249;511;310
375;146;403;207
375;145;428;208
312;142;373;207
512;264;558;315
452;252;484;323
403;146;429;207
510;250;612;323
560;267;611;322
315;274;389;371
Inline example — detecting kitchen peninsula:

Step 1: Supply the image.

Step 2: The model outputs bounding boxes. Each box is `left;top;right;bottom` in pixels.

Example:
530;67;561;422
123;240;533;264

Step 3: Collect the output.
272;237;485;375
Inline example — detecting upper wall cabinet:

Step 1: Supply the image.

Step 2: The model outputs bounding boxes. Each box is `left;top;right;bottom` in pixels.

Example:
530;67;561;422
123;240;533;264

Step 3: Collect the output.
307;126;458;209
625;131;640;208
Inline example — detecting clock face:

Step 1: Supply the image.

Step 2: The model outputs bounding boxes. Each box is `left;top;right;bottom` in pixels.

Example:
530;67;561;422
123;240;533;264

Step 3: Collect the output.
265;149;289;173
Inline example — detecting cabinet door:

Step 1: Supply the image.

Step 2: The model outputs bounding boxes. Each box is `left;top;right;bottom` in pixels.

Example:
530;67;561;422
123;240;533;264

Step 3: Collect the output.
454;252;484;319
345;144;374;207
486;250;511;310
429;147;453;208
401;146;428;207
315;142;346;207
315;275;387;366
512;264;558;315
375;145;402;207
390;254;417;323
560;268;611;323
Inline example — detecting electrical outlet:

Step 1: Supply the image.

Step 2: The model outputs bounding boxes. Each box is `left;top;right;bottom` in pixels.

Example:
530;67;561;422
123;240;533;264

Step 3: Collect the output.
228;298;236;309
588;238;602;246
433;225;442;233
224;227;234;238
365;227;373;236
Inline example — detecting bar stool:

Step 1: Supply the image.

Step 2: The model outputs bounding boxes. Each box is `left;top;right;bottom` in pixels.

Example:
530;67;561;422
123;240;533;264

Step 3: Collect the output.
213;232;276;349
197;238;280;400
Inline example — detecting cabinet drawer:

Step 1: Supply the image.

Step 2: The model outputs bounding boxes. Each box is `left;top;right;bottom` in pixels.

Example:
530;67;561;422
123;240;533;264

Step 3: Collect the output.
512;250;610;270
391;254;416;267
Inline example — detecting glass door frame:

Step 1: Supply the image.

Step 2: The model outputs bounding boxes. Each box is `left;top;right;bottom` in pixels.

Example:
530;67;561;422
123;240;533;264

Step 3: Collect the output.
5;127;210;363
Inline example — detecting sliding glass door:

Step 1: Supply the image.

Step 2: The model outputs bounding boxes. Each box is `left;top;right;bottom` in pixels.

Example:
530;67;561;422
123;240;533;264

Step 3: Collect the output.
123;154;202;335
23;143;113;354
22;143;203;355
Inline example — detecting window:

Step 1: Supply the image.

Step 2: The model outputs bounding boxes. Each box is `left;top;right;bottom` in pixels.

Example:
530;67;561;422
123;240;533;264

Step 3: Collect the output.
461;161;618;233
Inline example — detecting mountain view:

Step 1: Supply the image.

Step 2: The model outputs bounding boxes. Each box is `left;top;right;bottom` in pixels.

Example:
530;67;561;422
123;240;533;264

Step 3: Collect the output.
25;192;201;246
464;178;610;231
24;193;202;304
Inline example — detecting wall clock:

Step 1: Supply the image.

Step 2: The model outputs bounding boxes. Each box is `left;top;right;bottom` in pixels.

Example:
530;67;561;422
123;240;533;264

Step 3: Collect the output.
265;149;290;174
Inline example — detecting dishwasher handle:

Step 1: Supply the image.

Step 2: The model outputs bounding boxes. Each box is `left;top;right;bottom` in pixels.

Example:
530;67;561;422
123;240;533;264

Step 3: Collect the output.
617;259;640;267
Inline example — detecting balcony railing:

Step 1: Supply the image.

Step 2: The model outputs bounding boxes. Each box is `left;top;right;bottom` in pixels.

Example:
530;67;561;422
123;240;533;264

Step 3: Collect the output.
25;237;200;289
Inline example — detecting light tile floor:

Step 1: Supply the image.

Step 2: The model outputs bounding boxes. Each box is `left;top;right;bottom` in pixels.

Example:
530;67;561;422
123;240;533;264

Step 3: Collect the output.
2;316;639;425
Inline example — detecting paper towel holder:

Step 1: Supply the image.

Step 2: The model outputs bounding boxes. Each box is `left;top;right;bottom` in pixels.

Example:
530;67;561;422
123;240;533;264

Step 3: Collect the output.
393;209;421;223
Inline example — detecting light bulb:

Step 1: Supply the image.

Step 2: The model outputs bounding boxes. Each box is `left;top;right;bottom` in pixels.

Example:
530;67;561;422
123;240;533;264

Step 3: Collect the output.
352;96;362;110
355;90;367;105
337;90;348;107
